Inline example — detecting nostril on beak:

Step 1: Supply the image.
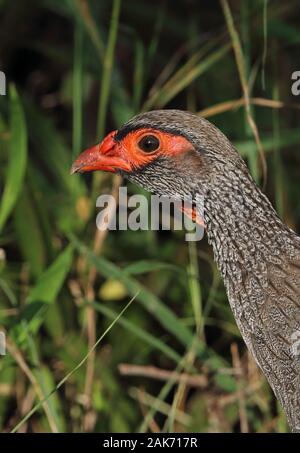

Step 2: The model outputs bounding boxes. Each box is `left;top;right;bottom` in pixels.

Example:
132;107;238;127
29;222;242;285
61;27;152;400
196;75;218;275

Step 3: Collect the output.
70;162;84;174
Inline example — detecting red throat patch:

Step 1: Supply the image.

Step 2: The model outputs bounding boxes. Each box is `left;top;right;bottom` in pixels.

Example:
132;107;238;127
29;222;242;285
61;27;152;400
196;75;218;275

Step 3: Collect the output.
181;204;205;228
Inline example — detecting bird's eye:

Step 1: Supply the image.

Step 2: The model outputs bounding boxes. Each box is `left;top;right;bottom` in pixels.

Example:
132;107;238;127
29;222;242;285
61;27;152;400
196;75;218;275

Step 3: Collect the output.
138;135;160;153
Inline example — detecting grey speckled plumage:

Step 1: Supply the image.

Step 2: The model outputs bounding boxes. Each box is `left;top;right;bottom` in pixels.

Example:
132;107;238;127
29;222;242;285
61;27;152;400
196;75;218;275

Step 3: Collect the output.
117;110;300;432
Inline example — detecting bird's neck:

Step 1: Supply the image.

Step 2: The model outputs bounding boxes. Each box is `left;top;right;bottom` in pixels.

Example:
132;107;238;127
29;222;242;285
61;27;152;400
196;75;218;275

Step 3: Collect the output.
202;169;297;315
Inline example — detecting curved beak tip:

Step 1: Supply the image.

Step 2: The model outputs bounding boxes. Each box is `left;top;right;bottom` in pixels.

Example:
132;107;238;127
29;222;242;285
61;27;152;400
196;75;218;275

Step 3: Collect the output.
70;163;82;175
70;131;127;175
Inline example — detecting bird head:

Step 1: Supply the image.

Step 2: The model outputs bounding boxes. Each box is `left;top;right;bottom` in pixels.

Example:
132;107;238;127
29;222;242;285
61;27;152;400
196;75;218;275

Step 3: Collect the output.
71;109;245;203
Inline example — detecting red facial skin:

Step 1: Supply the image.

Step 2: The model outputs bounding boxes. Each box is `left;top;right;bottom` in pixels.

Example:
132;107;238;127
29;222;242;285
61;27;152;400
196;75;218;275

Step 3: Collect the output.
71;127;205;227
70;128;193;174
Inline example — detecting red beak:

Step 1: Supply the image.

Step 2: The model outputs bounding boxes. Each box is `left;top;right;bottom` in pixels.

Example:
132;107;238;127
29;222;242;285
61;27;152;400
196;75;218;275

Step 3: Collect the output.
70;130;131;174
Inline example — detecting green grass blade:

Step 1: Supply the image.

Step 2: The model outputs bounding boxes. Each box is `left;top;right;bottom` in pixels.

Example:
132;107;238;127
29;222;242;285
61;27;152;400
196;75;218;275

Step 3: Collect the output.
0;85;28;232
138;344;197;433
13;188;47;278
188;241;203;338
89;300;182;364
75;0;105;63
13;245;75;337
71;235;196;351
133;39;144;112
10;294;136;433
72;18;84;158
23;99;85;197
124;260;184;276
235;129;300;157
97;0;122;137
28;245;74;305
143;44;231;110
34;366;66;432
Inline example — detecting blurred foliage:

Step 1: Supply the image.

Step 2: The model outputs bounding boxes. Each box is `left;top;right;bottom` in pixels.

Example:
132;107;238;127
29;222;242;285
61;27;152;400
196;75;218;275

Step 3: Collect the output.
0;0;300;433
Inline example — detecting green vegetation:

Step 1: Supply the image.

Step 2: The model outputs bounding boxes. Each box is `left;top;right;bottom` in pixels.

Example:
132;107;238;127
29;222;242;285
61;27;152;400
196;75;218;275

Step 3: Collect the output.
0;0;299;433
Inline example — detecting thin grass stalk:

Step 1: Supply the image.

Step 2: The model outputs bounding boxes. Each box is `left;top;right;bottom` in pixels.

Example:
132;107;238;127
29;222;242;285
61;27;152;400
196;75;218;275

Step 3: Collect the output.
165;347;196;433
10;295;136;433
82;174;122;430
240;0;258;182
272;80;284;217
7;339;59;433
188;234;203;341
138;344;195;433
261;0;269;90
81;0;121;429
129;387;192;427
133;39;144;112
143;44;231;111
145;34;228;108
96;0;121;138
220;0;267;188
76;0;105;63
198;97;300;118
72;18;83;159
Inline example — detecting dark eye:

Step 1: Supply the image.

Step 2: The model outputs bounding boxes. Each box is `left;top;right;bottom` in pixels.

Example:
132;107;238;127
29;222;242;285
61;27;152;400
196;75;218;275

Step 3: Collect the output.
138;135;160;153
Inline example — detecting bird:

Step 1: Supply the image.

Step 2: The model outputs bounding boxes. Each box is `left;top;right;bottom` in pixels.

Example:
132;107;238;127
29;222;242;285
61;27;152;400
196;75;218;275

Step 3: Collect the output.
71;109;300;432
